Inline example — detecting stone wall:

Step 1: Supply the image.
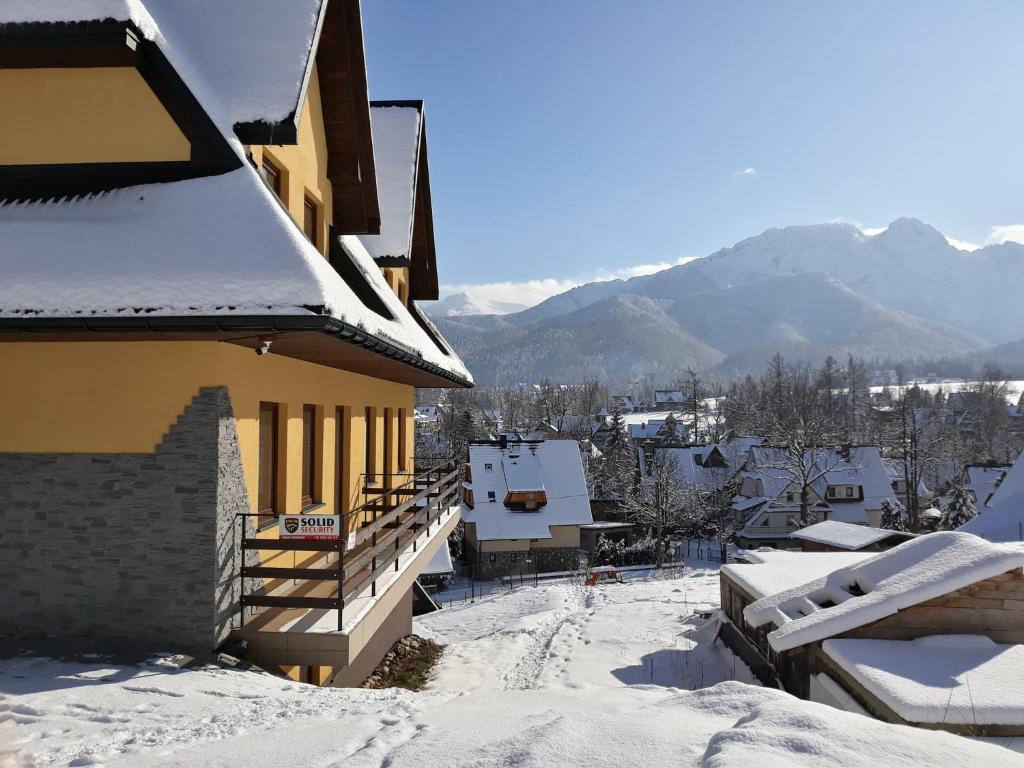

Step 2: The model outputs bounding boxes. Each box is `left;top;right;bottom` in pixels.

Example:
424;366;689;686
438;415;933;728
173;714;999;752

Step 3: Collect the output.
0;387;248;654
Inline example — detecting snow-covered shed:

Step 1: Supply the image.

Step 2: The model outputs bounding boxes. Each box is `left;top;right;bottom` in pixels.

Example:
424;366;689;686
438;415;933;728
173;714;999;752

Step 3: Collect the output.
812;635;1024;735
720;532;1024;702
789;521;915;553
462;439;592;579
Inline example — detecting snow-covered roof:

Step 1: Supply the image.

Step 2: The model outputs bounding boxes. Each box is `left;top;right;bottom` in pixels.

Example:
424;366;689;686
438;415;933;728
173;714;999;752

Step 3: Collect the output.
421;540;453;576
0;172;471;382
654;390;684;402
627;419;686;441
744;532;1024;652
961;450;1024;542
0;0;326;128
965;464;1011;507
462;440;592;540
722;549;873;601
790;521;905;551
823;635;1024;725
646;445;733;490
358;105;420;261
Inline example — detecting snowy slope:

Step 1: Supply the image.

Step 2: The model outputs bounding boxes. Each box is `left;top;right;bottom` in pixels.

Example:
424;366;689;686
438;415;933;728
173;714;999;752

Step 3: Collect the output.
5;566;1023;766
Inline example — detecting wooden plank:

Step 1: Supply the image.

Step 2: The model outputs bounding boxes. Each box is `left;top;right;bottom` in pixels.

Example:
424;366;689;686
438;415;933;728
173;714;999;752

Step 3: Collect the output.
240;595;340;610
242;566;341;581
242;539;342;552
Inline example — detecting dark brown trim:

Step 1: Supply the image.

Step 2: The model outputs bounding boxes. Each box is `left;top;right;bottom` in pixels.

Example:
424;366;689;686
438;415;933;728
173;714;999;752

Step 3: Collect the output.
0;20;241;200
0;313;473;388
373;256;411;268
316;0;380;235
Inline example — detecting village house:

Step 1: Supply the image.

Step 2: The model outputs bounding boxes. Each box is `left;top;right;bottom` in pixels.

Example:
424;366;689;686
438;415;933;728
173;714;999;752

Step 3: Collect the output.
654;389;685;410
720;533;1024;735
883;460;932;511
963;461;1011;509
733;446;897;548
461;438;593;580
789;520;916;553
961;449;1024;542
0;0;471;687
611;394;645;413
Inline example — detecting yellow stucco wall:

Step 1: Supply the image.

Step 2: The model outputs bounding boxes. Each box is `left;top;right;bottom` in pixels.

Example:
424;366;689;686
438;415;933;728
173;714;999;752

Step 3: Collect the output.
248;65;333;256
382;268;410;305
0;341;414;520
469;524;582;552
0;67;190;164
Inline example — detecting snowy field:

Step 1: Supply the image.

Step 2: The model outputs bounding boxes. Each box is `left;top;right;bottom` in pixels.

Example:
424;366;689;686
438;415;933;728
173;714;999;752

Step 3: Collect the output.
2;565;1022;767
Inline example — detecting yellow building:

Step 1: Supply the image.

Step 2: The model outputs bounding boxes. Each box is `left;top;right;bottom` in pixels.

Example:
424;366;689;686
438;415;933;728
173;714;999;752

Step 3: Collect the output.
0;0;471;686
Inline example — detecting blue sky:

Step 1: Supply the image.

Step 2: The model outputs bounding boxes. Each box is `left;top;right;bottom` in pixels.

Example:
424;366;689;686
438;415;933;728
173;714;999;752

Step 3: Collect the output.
363;1;1024;305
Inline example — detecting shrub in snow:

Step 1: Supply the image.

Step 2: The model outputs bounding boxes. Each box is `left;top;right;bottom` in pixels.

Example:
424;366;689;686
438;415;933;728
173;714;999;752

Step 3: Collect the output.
880;499;908;531
941;481;977;530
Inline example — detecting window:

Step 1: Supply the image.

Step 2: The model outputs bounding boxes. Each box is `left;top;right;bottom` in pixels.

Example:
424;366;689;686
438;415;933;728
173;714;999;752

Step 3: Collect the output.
261;157;283;199
465;489;475;508
484;463;493;471
489;553;496;563
846;486;854;498
365;407;377;482
301;405;317;507
384;408;394;478
398;408;407;472
303;196;319;248
258;402;279;516
487;491;496;502
336;407;348;515
827;487;836;498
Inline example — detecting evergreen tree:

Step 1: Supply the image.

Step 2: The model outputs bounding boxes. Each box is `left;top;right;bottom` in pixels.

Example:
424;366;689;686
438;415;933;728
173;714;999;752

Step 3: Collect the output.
941;481;977;530
657;412;685;447
880;499;907;532
598;407;635;500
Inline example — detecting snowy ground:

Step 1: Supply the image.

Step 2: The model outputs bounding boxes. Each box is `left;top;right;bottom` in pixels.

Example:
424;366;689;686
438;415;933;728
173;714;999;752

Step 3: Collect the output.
3;564;1022;767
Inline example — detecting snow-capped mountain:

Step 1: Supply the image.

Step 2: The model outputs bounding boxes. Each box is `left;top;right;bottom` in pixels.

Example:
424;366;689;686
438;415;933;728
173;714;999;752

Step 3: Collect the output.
424;291;529;317
428;218;1024;385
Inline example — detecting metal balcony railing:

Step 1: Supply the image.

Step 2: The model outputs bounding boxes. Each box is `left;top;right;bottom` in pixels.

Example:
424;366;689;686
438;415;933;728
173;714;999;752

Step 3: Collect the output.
236;459;460;631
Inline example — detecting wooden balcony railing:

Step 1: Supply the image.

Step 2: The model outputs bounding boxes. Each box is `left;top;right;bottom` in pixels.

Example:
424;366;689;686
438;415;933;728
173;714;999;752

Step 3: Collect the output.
236;459;460;631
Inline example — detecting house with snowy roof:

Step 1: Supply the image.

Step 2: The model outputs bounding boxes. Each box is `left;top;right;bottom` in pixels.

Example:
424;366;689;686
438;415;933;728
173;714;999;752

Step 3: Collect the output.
720;532;1024;734
733;446;897;548
654;389;685;409
626;418;689;446
0;0;470;687
960;450;1024;543
612;394;644;412
462;439;593;580
962;461;1011;509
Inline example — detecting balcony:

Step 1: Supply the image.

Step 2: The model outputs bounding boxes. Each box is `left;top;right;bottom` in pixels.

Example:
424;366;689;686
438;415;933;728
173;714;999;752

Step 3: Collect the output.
229;460;461;679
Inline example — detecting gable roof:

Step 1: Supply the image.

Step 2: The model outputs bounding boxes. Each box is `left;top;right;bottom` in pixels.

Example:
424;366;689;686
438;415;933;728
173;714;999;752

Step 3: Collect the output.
722;549;874;601
744;532;1024;652
359;102;438;299
463;440;592;540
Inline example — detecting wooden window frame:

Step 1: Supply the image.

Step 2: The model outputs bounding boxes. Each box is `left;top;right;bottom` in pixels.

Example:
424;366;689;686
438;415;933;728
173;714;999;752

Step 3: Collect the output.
258;402;279;518
301;405;317;508
397;408;407;472
383;407;394;481
336;407;349;516
365;406;378;484
303;194;320;249
261;156;283;200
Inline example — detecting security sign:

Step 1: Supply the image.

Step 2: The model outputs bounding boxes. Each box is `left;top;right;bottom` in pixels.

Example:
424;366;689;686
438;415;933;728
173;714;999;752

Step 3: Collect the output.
278;514;341;540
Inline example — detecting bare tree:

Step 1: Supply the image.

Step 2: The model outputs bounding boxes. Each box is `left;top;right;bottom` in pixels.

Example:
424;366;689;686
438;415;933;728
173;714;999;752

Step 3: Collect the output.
678;367;705;441
621;451;690;568
759;412;846;526
500;388;527;433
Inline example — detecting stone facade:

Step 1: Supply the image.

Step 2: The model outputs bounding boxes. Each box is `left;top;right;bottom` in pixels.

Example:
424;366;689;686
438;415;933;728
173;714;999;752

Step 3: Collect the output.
0;387;248;655
468;544;580;581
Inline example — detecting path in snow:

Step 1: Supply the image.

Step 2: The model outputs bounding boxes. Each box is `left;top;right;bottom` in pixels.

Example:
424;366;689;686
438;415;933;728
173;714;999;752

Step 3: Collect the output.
4;563;1024;767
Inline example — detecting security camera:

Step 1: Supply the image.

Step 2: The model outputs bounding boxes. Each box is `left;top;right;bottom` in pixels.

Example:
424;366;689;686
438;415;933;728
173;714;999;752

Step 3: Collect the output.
255;339;273;356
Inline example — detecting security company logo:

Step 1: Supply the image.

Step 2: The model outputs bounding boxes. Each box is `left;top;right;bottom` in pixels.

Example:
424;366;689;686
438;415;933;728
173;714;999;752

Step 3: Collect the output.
278;515;341;540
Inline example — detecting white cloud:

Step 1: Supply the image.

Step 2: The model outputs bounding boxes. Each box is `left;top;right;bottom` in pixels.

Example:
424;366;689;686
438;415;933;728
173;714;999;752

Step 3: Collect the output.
733;167;757;178
945;236;981;252
438;257;701;311
987;224;1024;246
